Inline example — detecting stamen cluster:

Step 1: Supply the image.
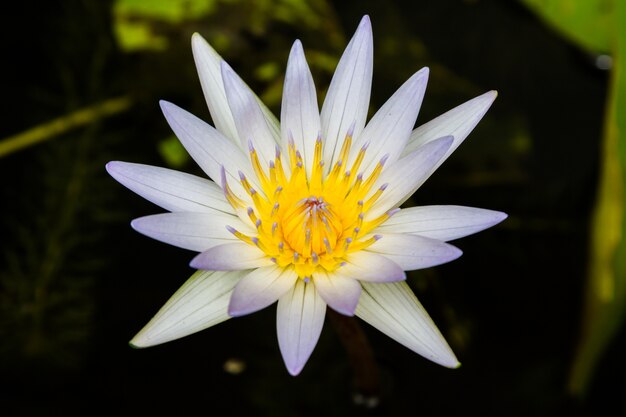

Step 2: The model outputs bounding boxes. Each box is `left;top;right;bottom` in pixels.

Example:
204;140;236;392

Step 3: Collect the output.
222;130;396;279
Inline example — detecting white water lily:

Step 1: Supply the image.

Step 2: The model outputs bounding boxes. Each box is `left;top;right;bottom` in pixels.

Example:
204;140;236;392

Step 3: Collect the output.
107;15;506;376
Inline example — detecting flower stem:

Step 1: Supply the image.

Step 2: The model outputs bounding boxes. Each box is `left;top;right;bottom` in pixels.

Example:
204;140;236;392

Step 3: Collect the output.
0;96;133;158
328;309;381;403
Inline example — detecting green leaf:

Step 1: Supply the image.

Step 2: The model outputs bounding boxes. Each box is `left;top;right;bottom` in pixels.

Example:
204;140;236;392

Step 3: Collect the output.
521;0;615;53
568;0;626;396
113;0;217;51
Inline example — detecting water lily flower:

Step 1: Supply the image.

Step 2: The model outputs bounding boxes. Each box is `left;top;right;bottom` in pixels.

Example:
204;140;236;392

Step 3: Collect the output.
107;15;506;376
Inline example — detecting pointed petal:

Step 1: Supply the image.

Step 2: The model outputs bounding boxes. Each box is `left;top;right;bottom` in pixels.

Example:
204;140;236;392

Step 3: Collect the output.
190;242;272;270
375;205;508;241
403;91;497;175
160;101;255;201
106;161;234;214
221;61;278;166
130;270;246;347
352;68;429;176
276;280;326;375
367;136;453;218
367;233;462;270
191;33;280;145
228;266;298;317
341;251;405;282
313;271;362;316
320;15;373;169
356;281;459;368
281;40;321;178
131;212;252;252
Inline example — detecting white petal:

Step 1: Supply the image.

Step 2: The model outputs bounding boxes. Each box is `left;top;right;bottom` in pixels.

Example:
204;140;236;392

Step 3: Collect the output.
191;33;280;145
131;212;252;252
356;281;459;368
341;251;405;282
106;161;234;214
403;91;498;176
160;101;255;202
313;271;362;316
221;61;278;166
228;266;298;317
352;68;429;176
367;233;462;270
281;40;321;178
130;270;246;347
368;135;453;218
375;205;508;241
320;15;373;169
190;242;272;270
276;280;326;375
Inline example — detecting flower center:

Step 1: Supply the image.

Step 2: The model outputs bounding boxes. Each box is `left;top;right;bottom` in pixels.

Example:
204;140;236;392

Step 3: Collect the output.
221;132;394;279
281;196;340;257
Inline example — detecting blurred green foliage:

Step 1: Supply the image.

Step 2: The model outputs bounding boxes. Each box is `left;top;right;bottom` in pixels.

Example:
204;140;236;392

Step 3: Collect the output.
521;0;614;53
114;0;217;51
521;0;626;397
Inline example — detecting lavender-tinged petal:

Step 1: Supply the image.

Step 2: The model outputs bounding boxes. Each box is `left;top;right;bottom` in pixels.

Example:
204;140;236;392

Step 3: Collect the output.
403;91;497;168
367;136;453;218
356;281;460;368
228;266;298;317
281;40;321;178
159;101;256;202
221;61;279;166
106;161;233;214
374;205;508;241
131;212;252;252
342;251;406;283
351;68;429;177
191;33;280;145
276;280;326;376
366;233;462;270
313;271;362;316
320;15;373;170
190;243;273;270
130;270;246;347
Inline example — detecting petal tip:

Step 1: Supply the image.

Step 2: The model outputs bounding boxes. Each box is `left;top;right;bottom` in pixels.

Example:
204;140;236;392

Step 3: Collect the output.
227;296;252;318
129;217;143;232
220;60;234;77
479;90;498;106
226;304;244;318
358;15;372;31
438;135;455;149
451;246;463;261
129;333;148;349
292;39;303;51
386;265;407;282
494;210;508;224
286;362;305;376
332;306;357;317
439;355;461;369
189;253;206;270
105;160;120;175
191;32;205;45
159;99;175;115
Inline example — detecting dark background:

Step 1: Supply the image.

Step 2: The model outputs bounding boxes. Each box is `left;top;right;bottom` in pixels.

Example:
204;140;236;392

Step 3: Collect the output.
1;0;622;416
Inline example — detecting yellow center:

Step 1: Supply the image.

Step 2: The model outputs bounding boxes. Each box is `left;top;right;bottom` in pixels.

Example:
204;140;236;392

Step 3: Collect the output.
222;132;394;279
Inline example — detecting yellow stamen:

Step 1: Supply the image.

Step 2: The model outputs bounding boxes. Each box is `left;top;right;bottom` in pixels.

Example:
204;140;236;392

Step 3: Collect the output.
221;129;394;279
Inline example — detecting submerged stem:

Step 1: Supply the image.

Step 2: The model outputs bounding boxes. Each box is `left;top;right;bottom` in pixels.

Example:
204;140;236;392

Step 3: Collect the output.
328;309;381;405
0;96;133;158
